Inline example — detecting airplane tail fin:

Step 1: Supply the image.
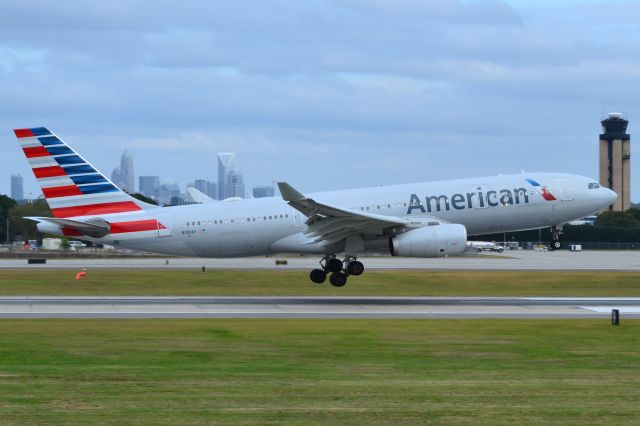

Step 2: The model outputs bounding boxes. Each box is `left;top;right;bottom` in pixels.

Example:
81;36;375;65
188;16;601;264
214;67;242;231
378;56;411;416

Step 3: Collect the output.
13;127;156;218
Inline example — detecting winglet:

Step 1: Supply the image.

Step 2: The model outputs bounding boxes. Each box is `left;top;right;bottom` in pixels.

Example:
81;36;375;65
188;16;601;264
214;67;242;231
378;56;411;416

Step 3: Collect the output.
277;182;305;202
187;186;216;203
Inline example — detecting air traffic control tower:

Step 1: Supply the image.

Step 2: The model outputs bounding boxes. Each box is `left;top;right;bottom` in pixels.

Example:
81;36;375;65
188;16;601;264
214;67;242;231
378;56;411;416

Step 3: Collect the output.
599;112;631;211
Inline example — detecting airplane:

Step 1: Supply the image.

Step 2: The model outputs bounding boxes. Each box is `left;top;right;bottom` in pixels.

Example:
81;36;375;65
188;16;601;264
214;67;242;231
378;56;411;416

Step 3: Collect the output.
13;127;617;287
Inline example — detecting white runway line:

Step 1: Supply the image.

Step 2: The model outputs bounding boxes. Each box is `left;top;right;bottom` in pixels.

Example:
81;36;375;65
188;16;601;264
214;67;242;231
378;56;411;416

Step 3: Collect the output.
580;306;640;313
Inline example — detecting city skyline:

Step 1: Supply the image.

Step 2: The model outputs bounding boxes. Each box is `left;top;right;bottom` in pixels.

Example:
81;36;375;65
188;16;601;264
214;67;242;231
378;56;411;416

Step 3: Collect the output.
3;147;275;204
132;150;273;204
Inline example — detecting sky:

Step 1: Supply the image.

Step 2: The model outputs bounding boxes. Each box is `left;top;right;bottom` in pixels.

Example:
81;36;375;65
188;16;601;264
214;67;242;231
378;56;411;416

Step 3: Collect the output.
1;0;639;200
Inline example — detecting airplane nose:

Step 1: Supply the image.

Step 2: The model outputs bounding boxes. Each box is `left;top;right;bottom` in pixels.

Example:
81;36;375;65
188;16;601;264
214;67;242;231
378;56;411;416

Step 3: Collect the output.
603;188;617;205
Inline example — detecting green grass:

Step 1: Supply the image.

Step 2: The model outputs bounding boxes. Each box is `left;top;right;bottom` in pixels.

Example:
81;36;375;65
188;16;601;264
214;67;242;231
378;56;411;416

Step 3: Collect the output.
0;319;639;425
1;269;640;296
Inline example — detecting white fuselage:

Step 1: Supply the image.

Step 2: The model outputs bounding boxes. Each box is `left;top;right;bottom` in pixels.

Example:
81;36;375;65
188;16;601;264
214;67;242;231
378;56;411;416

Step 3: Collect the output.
78;172;615;258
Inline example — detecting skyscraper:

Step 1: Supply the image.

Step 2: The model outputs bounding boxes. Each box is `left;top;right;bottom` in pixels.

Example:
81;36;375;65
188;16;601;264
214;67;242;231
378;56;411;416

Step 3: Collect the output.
226;171;245;199
139;176;160;198
10;174;23;201
110;167;121;188
120;150;135;193
599;113;631;211
112;150;135;193
218;153;235;200
252;185;275;198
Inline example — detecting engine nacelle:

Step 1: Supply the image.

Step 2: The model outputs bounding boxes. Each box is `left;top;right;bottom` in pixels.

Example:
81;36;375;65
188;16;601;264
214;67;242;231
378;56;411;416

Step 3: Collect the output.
389;224;467;257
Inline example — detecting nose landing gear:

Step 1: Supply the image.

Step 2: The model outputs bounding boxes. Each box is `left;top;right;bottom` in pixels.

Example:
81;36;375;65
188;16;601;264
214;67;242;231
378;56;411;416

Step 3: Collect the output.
309;255;366;286
549;225;563;251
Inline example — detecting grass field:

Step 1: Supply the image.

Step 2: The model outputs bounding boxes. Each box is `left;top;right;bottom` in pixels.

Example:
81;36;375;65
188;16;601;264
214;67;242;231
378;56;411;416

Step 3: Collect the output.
0;319;639;425
1;269;640;296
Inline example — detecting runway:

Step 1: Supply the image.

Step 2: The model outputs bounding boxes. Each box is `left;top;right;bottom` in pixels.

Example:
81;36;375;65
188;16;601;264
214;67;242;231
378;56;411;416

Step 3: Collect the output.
2;250;640;271
1;296;639;318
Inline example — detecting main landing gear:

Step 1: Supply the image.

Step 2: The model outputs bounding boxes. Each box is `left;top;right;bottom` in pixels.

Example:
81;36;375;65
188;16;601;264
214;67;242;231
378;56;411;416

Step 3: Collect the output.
309;255;365;287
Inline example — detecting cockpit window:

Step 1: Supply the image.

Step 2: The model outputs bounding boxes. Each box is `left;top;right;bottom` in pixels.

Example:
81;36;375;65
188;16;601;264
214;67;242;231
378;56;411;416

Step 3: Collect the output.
588;182;600;189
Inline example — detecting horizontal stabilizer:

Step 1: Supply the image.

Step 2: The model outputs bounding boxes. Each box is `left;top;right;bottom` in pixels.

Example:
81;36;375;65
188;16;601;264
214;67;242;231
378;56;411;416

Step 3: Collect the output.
26;216;110;238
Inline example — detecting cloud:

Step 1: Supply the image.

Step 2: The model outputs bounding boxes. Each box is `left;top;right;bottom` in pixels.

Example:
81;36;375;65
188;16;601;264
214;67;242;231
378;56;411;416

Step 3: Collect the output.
0;1;638;200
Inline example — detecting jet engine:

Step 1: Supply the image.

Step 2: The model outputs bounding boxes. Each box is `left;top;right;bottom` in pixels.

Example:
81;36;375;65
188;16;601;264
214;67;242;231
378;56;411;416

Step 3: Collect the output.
389;224;467;257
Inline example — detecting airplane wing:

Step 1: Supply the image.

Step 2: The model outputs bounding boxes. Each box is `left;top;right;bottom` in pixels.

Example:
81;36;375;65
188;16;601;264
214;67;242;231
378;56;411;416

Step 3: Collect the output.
278;182;437;246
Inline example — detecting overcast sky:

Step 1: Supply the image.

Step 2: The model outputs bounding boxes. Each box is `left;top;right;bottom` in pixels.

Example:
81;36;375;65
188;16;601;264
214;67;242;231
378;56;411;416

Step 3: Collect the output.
1;0;639;200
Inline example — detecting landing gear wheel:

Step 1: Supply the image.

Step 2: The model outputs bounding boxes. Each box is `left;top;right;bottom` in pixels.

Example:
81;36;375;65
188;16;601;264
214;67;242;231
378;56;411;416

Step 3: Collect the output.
310;269;327;284
329;272;348;287
326;258;343;273
552;241;561;250
346;261;364;276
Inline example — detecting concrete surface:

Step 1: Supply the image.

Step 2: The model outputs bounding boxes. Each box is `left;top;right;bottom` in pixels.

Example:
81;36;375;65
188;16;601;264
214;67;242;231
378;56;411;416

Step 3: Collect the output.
1;296;638;318
0;250;639;271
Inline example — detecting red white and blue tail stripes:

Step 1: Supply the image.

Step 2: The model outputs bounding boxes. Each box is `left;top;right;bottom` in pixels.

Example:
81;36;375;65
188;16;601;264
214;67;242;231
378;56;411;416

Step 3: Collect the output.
14;127;143;218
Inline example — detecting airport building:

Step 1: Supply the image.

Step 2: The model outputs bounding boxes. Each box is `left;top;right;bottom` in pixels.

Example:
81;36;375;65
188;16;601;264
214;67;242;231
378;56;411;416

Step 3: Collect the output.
599;113;631;211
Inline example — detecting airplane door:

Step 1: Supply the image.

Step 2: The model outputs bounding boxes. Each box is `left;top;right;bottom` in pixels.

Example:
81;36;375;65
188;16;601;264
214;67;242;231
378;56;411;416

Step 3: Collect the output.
157;214;172;237
554;179;574;201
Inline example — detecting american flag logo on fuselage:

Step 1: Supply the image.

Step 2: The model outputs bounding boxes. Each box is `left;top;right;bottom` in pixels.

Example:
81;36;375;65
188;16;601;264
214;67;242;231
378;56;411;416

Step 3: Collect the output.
525;177;557;201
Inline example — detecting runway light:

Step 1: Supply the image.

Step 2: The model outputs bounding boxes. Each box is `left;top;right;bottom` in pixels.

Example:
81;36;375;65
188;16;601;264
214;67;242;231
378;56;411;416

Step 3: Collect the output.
611;309;620;326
